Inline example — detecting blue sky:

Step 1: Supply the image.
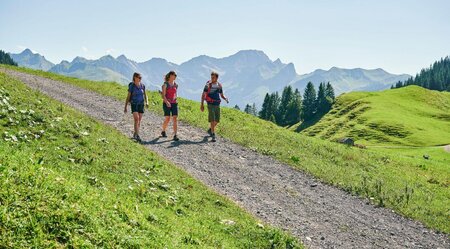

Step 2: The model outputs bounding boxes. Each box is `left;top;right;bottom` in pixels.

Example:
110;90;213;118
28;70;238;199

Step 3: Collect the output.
1;0;449;75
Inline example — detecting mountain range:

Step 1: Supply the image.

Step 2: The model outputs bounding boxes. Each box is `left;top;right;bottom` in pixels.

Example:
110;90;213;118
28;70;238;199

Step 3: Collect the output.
10;49;55;71
9;49;411;107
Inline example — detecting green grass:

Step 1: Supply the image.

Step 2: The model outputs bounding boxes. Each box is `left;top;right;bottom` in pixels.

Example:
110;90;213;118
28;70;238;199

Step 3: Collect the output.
371;146;450;179
299;86;450;146
0;72;301;248
293;87;450;214
2;65;449;234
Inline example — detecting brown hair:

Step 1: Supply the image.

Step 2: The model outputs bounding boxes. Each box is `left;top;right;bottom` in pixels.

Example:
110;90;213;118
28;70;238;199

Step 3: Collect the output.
211;71;219;78
132;72;141;81
165;71;177;82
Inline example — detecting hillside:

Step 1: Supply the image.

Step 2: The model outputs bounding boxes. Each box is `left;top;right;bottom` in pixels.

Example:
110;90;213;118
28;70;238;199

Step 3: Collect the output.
299;86;450;146
394;56;450;91
9;49;410;107
2;65;449;234
0;72;300;248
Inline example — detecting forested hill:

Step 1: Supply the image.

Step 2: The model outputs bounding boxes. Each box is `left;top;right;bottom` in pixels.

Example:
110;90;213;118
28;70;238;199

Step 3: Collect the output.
393;56;450;91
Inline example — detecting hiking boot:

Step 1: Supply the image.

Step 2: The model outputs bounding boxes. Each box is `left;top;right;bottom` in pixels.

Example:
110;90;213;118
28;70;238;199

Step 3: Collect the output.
211;134;216;142
161;131;167;137
135;134;142;143
173;135;180;141
207;128;212;136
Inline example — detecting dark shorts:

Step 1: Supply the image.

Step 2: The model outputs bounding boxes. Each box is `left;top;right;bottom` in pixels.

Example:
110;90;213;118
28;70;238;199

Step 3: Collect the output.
207;104;220;122
131;103;144;113
163;103;178;116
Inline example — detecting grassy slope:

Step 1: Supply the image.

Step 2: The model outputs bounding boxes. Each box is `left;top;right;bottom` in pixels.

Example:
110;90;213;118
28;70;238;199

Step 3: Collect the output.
0;72;301;248
2;65;449;233
299;86;450;146
296;86;450;224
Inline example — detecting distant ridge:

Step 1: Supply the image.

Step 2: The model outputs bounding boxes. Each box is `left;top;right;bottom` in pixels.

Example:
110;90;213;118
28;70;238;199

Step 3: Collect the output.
9;49;411;107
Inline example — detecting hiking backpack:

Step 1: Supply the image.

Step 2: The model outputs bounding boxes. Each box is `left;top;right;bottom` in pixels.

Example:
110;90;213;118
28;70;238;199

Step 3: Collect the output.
205;81;222;104
162;82;178;102
128;82;145;97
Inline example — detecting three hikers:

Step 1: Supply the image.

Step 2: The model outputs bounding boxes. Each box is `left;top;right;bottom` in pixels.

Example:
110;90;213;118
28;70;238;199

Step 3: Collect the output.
161;71;179;141
126;71;228;143
124;72;148;143
200;71;229;142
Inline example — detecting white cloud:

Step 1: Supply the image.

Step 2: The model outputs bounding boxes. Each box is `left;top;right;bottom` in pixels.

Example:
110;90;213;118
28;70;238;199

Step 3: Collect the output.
81;46;88;52
106;48;116;54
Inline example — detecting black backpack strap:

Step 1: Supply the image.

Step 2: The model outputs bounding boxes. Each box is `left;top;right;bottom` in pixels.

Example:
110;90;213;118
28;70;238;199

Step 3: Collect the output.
129;82;134;96
130;83;145;96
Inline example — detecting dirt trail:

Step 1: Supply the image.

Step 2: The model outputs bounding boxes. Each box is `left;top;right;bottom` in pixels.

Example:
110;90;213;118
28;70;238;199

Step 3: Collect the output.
2;68;448;249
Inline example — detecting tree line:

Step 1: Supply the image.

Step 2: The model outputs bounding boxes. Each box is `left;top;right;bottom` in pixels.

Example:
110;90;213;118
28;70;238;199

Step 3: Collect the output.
250;82;335;126
392;56;450;91
0;50;18;66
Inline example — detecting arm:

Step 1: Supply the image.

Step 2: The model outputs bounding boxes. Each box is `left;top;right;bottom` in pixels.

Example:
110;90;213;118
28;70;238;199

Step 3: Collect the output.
124;92;131;113
162;84;171;107
144;90;149;108
220;93;229;103
220;88;229;103
200;89;207;112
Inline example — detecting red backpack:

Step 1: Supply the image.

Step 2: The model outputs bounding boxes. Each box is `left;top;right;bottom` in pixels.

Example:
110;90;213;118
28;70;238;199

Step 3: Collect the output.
205;81;222;104
164;82;178;103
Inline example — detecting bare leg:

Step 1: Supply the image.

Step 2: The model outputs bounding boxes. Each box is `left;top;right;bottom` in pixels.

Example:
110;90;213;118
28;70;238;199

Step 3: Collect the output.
211;121;218;133
138;113;143;131
172;116;178;135
162;116;170;132
133;112;140;135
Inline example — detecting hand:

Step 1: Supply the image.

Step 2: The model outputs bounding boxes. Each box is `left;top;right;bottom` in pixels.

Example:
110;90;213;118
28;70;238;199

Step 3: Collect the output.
225;98;229;104
166;101;171;108
200;105;204;112
145;103;149;109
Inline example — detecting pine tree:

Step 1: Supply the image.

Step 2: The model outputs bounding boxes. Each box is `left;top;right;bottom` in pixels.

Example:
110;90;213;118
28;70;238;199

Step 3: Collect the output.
276;85;294;126
259;93;271;119
234;105;240;110
268;92;280;123
325;82;335;100
302;82;317;121
244;104;252;114
259;92;280;123
315;82;335;114
396;56;450;91
0;50;18;66
316;82;327;114
284;88;302;125
251;103;257;116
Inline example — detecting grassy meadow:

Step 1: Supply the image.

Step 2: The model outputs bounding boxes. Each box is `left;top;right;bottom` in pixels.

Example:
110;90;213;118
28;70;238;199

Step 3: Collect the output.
1;65;449;234
299;86;450;146
0;72;301;248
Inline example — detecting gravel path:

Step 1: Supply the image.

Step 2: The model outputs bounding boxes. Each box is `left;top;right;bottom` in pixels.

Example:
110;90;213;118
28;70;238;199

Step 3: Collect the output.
3;68;448;249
